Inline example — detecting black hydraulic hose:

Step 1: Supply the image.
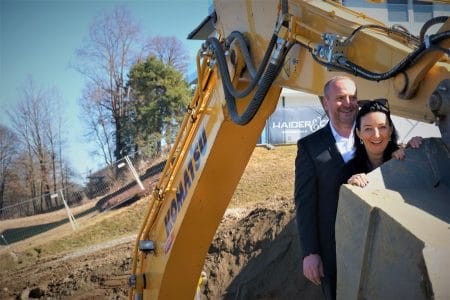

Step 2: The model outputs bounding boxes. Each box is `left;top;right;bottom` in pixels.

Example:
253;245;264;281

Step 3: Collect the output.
423;44;450;57
409;32;450;62
430;30;450;44
311;53;355;74
273;43;294;76
346;24;420;46
208;34;278;99
336;30;450;81
228;32;278;93
224;43;293;125
281;0;288;15
227;31;257;78
420;16;449;43
206;0;289;125
224;63;279;125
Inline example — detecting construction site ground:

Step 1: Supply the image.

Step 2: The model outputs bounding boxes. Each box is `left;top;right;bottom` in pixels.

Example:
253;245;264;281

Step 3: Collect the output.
0;145;324;299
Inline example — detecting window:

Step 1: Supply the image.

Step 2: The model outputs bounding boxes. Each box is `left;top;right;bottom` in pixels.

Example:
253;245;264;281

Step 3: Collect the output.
387;0;408;22
413;0;433;22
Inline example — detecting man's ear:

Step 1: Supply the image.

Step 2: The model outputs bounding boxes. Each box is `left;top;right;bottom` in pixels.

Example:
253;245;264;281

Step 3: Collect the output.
322;97;329;113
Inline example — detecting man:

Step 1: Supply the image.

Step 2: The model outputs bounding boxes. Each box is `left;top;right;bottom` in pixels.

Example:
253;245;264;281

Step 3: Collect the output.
294;76;358;300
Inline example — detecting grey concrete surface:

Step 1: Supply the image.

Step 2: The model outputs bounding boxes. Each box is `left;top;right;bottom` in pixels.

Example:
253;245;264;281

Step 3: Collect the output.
336;138;450;300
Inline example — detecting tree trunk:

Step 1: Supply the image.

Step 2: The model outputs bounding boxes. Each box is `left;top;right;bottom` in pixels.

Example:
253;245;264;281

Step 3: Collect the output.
0;180;4;217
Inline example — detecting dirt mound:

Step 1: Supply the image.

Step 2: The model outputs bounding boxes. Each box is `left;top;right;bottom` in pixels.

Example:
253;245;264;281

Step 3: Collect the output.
0;197;324;299
202;196;324;299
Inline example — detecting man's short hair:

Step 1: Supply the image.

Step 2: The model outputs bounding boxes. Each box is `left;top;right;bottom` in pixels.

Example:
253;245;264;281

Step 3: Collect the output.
323;76;355;99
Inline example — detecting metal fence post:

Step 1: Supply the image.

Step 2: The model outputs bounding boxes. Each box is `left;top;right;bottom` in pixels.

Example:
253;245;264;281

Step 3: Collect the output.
58;190;79;230
124;155;145;191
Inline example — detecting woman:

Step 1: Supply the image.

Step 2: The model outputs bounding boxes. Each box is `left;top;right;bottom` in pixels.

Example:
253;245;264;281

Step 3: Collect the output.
347;99;421;187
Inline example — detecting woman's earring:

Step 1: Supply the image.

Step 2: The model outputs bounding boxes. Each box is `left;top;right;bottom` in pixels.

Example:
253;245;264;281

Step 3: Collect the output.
360;139;364;144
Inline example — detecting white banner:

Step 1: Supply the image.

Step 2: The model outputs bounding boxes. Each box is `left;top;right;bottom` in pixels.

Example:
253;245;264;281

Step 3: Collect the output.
266;106;328;144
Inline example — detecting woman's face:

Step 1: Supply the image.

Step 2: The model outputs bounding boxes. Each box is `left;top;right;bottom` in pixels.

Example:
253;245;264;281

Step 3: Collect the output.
356;111;393;157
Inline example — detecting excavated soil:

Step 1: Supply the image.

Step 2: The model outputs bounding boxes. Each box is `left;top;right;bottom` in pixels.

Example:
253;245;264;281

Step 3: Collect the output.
0;197;324;299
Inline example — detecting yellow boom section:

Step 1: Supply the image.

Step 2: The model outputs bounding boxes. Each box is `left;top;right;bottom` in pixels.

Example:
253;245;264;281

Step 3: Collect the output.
129;53;281;298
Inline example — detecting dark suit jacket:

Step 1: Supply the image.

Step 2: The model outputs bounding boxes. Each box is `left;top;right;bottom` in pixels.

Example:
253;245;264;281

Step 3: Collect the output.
294;122;350;278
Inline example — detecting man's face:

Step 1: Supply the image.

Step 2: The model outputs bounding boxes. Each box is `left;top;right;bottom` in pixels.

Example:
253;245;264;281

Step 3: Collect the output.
323;79;358;129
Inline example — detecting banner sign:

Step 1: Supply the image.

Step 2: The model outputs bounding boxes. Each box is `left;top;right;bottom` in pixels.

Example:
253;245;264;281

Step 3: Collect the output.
267;106;328;144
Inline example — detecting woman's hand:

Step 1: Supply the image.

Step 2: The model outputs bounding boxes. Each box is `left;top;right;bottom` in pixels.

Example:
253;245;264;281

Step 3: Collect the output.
406;136;423;148
392;148;405;160
347;173;369;187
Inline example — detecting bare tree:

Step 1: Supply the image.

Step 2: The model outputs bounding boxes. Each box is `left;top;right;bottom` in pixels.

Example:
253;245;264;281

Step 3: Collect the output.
144;35;190;74
43;87;65;197
0;125;19;214
75;5;141;161
15;79;50;210
79;83;115;165
8;77;66;212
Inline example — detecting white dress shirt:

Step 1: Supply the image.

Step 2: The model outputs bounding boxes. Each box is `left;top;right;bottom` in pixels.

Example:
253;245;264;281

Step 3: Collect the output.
329;123;355;163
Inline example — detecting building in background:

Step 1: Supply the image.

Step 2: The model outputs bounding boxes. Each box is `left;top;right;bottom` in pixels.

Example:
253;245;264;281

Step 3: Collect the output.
343;0;449;35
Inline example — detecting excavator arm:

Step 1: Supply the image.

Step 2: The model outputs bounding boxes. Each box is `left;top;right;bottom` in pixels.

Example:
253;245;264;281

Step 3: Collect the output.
211;0;449;132
129;1;450;298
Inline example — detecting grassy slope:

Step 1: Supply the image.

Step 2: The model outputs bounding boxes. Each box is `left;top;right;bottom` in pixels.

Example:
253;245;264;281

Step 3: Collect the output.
230;145;296;208
0;144;297;268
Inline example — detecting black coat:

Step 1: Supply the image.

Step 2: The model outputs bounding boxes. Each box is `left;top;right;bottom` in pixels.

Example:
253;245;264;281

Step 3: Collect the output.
294;123;351;279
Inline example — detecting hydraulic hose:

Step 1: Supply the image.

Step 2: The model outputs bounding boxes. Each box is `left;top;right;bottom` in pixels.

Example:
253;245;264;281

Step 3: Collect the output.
281;0;288;15
206;0;289;125
226;31;257;78
222;0;289;87
420;16;449;43
223;42;293;125
311;53;355;74
346;24;420;47
426;44;450;56
207;33;277;99
223;62;280;125
335;30;450;81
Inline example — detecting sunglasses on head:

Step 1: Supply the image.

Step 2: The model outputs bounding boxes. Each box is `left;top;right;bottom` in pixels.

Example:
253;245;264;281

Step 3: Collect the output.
357;98;389;109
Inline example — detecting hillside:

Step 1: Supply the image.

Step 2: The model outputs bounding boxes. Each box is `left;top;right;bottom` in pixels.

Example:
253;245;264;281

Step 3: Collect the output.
0;145;323;299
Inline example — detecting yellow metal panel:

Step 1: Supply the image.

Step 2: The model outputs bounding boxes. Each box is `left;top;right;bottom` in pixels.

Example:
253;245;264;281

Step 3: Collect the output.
213;0;450;122
138;73;282;298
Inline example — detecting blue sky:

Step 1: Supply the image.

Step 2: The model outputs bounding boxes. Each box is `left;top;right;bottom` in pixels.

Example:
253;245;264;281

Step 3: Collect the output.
0;0;210;178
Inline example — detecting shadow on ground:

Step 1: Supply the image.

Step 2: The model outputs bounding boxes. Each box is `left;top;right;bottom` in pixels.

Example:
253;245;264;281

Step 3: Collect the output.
0;206;97;245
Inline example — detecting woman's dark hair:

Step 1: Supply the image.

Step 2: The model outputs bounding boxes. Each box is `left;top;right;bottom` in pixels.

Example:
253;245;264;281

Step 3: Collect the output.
352;99;399;170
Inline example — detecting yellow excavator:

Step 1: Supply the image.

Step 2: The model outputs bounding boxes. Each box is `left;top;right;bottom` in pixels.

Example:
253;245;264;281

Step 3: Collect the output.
128;0;450;298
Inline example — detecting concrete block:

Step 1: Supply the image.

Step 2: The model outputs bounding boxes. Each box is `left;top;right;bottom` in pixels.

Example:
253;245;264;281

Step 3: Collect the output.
336;138;450;300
